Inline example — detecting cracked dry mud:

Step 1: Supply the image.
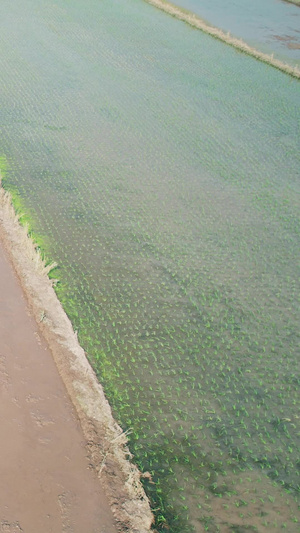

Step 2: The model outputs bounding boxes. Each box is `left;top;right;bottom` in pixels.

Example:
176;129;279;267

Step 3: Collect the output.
0;242;118;532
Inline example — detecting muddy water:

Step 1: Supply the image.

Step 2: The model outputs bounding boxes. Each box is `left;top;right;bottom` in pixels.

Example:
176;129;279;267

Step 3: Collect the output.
0;0;299;531
0;243;118;532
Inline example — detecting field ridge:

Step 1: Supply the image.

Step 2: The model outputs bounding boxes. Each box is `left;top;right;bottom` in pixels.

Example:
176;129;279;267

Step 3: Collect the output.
0;175;154;533
144;0;300;78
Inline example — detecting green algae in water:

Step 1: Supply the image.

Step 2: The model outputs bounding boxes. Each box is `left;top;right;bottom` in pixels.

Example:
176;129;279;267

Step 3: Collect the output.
0;0;300;530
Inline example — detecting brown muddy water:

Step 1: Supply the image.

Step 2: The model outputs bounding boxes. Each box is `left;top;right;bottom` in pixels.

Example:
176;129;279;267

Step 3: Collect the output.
0;242;118;533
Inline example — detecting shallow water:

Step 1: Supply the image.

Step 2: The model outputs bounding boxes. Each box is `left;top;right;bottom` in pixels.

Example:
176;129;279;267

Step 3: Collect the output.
172;0;300;65
0;0;299;531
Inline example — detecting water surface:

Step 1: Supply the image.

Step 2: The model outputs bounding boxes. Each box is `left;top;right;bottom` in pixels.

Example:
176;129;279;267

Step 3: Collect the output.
0;0;299;531
172;0;300;65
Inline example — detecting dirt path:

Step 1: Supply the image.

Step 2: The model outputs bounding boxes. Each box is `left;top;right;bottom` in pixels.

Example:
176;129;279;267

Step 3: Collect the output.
0;241;118;533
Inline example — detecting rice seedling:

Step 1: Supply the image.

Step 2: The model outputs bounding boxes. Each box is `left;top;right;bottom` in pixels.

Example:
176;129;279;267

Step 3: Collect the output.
1;0;299;530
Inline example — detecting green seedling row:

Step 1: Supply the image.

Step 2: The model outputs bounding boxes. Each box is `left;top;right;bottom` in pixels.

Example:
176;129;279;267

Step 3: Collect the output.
0;0;299;531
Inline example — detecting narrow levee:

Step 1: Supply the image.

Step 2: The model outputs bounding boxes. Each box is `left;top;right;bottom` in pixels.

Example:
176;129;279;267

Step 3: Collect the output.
144;0;300;77
0;180;153;532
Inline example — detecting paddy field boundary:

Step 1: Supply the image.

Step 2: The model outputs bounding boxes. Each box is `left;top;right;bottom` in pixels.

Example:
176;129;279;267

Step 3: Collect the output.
0;177;154;533
144;0;300;78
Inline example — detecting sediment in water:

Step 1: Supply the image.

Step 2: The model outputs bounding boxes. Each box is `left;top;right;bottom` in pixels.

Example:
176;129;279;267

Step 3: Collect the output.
144;0;300;79
0;177;154;533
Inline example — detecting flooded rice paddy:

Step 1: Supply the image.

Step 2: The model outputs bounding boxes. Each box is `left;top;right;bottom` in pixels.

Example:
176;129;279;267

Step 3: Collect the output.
0;0;299;531
171;0;300;66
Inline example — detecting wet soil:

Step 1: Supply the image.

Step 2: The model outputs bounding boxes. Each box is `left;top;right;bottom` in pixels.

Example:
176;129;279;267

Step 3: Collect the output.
0;242;118;533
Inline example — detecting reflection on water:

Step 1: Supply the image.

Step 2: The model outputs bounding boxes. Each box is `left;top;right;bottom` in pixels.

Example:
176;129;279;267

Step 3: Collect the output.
171;0;300;65
0;0;299;531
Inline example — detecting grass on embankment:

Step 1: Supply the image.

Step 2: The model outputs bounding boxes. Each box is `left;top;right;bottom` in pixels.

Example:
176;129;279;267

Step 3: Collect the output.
283;0;300;6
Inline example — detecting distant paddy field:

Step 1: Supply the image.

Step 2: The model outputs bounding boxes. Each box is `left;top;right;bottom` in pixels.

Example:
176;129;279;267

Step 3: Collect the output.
167;0;300;67
0;0;299;531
